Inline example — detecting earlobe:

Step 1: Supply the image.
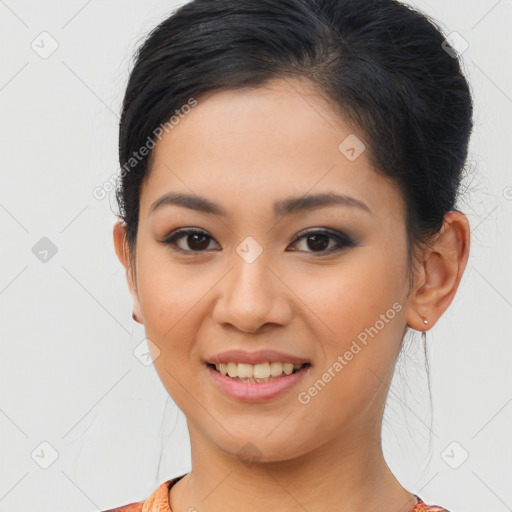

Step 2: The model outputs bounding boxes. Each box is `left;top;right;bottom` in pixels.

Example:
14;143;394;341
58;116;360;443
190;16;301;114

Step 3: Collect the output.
406;211;470;331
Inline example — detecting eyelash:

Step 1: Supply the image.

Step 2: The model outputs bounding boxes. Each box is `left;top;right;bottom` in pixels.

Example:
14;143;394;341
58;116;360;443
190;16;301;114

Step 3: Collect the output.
159;228;356;255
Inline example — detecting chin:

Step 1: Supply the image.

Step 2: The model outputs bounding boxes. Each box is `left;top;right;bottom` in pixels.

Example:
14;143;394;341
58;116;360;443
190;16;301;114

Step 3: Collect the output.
211;430;315;465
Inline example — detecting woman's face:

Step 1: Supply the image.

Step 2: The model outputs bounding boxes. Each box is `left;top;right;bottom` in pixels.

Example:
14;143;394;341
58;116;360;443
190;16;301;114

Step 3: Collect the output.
123;78;414;462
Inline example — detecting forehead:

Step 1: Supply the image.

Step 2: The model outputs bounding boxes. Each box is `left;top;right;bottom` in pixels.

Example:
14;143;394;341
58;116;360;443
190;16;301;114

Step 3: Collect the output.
140;77;404;221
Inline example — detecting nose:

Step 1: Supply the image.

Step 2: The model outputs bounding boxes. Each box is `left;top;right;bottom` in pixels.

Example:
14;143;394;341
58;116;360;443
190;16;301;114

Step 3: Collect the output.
212;252;294;334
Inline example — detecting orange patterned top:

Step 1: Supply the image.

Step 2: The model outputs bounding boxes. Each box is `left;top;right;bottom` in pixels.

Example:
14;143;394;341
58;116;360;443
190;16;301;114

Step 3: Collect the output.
102;474;450;512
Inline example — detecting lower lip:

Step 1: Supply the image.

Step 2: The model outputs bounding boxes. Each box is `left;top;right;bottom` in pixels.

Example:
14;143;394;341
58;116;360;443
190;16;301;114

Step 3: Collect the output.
206;364;310;402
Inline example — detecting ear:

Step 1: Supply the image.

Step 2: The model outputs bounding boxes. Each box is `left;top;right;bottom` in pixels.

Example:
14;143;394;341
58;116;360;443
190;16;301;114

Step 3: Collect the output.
113;221;143;324
405;210;470;331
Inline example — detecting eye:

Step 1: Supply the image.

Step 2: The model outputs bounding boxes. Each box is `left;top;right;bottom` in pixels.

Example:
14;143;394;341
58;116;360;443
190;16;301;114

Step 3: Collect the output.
287;228;355;254
159;228;219;253
159;227;355;255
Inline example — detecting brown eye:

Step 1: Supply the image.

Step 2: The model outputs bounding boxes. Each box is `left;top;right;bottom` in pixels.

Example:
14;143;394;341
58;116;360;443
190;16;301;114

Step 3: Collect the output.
304;233;330;251
160;228;219;253
288;229;355;254
184;232;211;251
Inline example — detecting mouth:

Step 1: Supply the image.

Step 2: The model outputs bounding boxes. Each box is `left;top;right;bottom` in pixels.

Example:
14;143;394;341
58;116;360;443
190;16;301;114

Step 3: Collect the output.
206;361;311;383
203;350;312;401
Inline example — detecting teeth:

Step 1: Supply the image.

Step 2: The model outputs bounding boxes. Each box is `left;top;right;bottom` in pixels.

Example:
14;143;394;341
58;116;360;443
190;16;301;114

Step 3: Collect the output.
214;361;305;379
270;362;283;377
238;363;253;379
227;362;237;377
283;363;294;375
254;362;270;379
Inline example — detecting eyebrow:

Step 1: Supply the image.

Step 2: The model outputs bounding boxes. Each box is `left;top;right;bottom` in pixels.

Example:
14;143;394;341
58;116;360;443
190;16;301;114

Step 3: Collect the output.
149;191;371;217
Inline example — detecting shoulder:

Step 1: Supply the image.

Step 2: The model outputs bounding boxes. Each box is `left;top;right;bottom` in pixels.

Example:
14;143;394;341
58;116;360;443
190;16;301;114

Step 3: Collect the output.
101;501;144;512
101;474;185;512
412;495;452;512
415;506;451;512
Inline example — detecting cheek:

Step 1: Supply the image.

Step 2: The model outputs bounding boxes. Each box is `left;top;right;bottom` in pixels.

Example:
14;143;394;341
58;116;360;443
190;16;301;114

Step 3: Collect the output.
136;240;205;332
134;246;210;374
292;245;408;410
293;245;408;346
136;257;210;410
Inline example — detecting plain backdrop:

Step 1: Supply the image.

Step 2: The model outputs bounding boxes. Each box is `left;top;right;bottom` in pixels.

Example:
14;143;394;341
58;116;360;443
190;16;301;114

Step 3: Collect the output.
0;1;511;511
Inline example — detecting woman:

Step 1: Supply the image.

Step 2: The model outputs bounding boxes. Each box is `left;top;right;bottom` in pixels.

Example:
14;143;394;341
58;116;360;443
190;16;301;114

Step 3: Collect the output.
108;0;472;510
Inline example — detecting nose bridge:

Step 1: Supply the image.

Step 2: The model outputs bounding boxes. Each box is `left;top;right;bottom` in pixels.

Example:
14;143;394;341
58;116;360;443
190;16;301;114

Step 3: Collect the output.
213;244;292;332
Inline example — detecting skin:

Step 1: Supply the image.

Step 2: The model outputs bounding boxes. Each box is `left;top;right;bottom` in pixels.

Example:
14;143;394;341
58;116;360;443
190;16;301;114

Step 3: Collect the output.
113;77;470;512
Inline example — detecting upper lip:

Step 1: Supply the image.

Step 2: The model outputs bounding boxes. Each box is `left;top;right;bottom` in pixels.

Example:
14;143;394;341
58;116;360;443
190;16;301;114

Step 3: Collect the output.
206;349;310;366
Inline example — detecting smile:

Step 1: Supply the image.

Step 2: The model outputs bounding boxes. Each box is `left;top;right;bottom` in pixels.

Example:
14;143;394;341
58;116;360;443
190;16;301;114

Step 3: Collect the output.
205;362;311;402
209;361;308;382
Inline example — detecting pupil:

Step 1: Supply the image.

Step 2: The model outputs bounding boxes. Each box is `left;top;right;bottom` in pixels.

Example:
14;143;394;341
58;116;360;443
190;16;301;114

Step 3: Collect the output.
189;233;209;250
307;234;329;251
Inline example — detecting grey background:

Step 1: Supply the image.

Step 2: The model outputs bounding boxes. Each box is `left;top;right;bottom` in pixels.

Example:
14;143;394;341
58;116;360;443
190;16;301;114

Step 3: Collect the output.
0;1;511;511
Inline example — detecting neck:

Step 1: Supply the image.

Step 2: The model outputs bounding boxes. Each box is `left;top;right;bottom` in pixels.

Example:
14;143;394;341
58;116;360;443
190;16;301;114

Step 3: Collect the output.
169;420;417;512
